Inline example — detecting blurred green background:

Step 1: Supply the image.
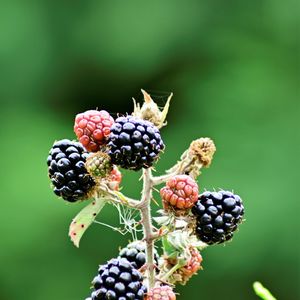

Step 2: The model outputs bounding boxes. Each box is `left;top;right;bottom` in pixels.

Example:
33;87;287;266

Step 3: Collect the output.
1;1;299;299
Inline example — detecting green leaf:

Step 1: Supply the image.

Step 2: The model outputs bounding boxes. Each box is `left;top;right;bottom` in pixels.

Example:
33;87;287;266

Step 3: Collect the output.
69;198;107;247
162;235;178;258
162;232;188;259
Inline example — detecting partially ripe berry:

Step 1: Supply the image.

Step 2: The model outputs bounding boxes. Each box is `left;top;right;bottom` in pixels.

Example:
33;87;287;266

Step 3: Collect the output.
86;151;113;178
167;247;202;285
74;110;114;152
160;175;199;210
146;285;176;300
179;247;202;280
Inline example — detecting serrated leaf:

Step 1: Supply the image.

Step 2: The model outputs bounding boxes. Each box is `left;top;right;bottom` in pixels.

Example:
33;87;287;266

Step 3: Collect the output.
69;198;106;247
162;235;178;259
162;231;192;260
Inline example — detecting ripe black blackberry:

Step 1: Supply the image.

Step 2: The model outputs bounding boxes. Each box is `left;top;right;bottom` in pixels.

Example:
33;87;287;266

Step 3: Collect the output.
89;257;146;300
119;241;159;270
192;190;244;245
47;139;95;202
107;116;164;171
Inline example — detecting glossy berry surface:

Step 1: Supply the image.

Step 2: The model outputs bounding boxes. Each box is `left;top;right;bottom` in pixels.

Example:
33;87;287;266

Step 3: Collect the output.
74;110;114;152
88;258;146;300
192;190;245;245
160;175;199;210
47;139;95;202
108;116;164;170
119;241;158;270
146;285;176;300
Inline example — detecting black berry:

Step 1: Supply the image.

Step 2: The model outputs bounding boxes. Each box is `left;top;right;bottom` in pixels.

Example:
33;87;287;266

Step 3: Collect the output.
88;258;146;300
47;139;95;202
119;241;159;270
108;116;164;170
192;191;245;245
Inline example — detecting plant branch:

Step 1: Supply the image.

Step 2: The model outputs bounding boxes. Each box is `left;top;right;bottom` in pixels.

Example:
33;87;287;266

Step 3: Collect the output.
96;184;140;208
152;150;204;186
139;168;156;289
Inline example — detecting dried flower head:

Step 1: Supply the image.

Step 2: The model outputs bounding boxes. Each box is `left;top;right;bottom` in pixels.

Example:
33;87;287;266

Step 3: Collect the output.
132;89;172;129
189;138;216;167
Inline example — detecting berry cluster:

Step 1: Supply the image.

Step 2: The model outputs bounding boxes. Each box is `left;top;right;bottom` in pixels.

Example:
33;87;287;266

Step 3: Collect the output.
86;258;147;300
47;109;165;201
192;191;245;245
46;91;245;300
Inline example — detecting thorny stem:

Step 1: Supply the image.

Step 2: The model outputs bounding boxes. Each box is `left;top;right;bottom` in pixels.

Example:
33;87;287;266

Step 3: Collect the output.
97;139;210;289
139;168;156;289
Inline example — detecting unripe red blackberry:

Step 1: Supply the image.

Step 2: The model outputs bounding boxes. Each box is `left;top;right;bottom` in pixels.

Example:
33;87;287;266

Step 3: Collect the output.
192;190;245;245
160;175;199;210
47;139;95;202
119;241;159;270
74;110;114;152
178;247;202;283
88;258;146;300
146;285;176;300
108;116;164;171
166;246;202;285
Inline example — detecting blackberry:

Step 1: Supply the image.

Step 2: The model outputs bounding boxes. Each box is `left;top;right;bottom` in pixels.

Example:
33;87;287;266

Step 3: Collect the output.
89;258;147;300
192;190;245;245
119;241;159;270
47;139;95;202
108;116;164;171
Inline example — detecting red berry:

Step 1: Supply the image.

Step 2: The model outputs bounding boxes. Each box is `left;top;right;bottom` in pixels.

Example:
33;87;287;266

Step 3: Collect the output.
180;247;202;278
74;110;114;152
146;285;176;300
160;175;199;210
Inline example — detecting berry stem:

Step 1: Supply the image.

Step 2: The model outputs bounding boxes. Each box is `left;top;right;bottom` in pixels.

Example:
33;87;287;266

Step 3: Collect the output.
151;150;204;186
140;168;156;289
159;262;183;282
